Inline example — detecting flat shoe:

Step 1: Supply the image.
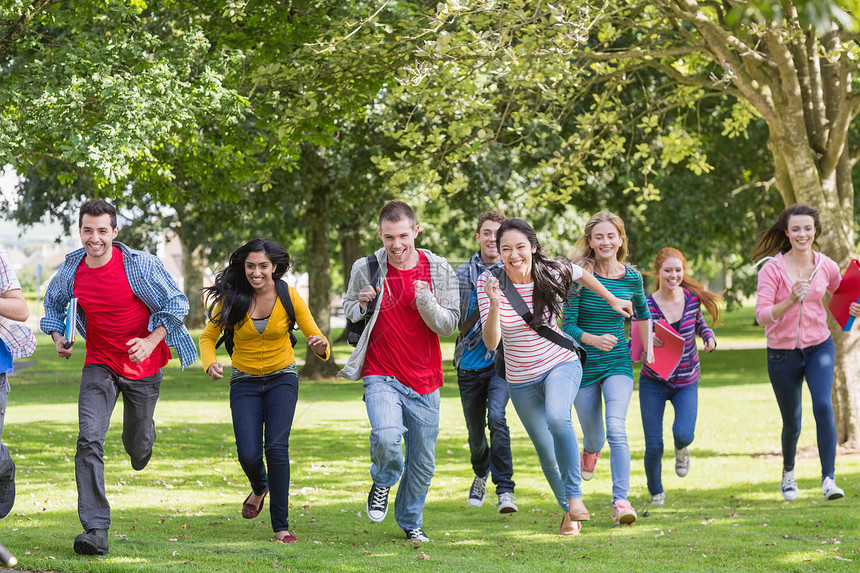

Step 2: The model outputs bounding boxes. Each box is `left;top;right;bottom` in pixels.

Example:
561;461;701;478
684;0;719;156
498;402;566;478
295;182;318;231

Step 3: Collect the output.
276;533;297;543
559;512;581;536
242;488;268;519
568;498;590;521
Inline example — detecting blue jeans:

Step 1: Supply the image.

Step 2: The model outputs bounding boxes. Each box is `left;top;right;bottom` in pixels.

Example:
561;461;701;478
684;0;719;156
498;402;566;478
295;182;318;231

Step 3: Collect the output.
639;375;698;495
363;375;440;530
457;367;515;495
76;364;162;531
767;337;837;479
0;374;11;475
574;374;633;503
230;371;298;533
508;361;582;510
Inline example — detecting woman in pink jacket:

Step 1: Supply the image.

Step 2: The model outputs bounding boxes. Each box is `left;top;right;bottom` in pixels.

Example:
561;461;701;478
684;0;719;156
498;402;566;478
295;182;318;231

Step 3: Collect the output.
752;204;860;502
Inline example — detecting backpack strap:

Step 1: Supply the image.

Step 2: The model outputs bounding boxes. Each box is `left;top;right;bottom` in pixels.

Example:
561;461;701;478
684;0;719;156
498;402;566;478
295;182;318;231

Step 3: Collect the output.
365;254;381;315
275;279;298;348
490;266;586;366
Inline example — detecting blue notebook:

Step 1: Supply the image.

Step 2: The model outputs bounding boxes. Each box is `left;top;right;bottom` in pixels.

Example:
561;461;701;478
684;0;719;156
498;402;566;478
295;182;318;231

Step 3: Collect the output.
64;298;78;348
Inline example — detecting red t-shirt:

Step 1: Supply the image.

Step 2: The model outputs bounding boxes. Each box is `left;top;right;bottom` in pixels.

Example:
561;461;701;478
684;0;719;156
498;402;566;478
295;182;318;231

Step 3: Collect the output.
361;252;443;394
74;247;170;379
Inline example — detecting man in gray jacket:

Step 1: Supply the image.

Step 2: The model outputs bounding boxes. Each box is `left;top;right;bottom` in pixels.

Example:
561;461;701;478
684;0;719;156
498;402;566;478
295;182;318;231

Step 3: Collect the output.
340;201;458;543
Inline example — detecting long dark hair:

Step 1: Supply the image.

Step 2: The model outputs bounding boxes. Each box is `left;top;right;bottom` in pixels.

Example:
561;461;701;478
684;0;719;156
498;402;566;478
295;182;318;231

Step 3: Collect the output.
496;218;572;327
201;239;293;329
750;204;821;261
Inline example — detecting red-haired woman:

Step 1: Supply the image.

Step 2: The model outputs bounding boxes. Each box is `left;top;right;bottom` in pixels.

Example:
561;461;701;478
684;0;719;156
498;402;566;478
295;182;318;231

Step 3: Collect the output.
639;248;720;505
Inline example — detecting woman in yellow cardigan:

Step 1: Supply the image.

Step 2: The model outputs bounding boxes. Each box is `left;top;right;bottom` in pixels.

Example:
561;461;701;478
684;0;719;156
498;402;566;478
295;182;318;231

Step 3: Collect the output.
200;239;329;543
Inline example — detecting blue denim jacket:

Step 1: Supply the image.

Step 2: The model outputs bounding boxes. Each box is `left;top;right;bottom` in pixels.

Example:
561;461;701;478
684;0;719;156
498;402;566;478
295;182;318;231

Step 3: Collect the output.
40;242;198;369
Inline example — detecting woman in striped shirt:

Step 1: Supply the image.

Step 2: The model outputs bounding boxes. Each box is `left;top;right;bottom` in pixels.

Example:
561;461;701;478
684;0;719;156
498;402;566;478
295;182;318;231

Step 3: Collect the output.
639;248;719;506
564;211;650;525
478;218;631;536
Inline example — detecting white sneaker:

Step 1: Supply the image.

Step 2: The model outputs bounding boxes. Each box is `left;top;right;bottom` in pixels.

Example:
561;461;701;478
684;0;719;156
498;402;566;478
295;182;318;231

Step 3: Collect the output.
780;469;798;501
497;492;518;513
822;476;844;500
651;492;665;505
675;447;690;477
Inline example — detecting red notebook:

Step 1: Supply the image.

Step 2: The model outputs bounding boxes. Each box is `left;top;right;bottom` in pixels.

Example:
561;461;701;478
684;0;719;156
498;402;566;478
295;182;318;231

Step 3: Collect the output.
828;259;860;331
650;319;685;380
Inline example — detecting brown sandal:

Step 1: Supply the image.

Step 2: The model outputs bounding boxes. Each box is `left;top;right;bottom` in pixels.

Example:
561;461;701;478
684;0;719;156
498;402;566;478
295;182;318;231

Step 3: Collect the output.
559;512;582;536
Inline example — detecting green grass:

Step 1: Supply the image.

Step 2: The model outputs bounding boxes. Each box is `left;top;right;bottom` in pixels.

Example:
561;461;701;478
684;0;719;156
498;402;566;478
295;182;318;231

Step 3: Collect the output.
2;308;858;572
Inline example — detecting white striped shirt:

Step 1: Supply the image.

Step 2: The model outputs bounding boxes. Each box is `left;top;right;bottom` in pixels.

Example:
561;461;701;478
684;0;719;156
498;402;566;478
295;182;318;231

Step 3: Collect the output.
0;248;36;359
477;266;582;384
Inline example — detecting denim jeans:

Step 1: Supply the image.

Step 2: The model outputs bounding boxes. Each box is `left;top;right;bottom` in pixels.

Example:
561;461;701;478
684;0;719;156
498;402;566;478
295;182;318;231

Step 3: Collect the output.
508;361;582;510
457;366;515;495
767;337;837;479
230;371;299;533
76;364;162;531
574;374;633;503
639;375;698;495
363;375;440;530
0;374;10;472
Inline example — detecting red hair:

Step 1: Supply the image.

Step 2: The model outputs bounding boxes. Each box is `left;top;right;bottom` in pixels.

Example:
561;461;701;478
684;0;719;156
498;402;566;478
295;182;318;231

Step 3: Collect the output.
652;248;722;323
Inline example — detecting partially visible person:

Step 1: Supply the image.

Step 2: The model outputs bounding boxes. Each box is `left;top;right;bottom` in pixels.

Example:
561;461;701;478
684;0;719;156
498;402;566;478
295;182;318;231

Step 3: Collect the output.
753;204;860;501
479;218;632;536
454;210;518;514
41;199;197;556
0;246;36;519
563;211;650;525
340;201;459;543
200;239;329;543
639;248;720;505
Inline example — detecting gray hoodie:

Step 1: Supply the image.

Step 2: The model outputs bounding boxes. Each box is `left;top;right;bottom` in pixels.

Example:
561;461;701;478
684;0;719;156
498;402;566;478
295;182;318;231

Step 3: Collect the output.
338;247;460;381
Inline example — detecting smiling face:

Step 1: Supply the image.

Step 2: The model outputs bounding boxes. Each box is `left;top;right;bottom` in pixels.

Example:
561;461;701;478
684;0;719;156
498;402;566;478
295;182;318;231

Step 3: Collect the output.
477;219;502;264
245;251;275;292
658;256;685;292
499;229;535;281
79;213;118;265
379;218;419;269
588;221;624;263
785;214;816;253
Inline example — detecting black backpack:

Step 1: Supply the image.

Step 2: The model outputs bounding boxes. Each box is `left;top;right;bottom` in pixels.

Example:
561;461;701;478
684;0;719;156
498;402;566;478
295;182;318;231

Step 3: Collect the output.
215;280;297;355
346;255;381;346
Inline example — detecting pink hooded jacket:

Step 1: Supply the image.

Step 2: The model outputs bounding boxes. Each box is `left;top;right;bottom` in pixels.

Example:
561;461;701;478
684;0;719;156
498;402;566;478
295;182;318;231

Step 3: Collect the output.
755;251;841;349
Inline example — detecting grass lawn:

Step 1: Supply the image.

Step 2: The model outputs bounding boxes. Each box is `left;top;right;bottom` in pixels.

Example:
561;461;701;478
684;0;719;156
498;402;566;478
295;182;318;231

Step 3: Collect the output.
1;307;858;572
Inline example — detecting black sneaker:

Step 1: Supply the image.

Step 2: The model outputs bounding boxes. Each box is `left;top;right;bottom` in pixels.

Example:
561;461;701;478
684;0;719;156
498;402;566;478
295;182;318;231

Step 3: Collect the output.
403;527;429;542
366;483;390;523
74;529;109;556
130;449;152;471
467;473;489;507
0;458;15;519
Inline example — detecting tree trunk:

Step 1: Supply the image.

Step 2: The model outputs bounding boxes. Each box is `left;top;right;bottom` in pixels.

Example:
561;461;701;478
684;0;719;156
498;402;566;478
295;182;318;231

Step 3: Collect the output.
300;148;340;379
176;226;207;330
335;225;364;343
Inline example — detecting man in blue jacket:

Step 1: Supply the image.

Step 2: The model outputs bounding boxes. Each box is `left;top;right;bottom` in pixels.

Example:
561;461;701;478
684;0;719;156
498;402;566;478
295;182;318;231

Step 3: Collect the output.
453;211;517;513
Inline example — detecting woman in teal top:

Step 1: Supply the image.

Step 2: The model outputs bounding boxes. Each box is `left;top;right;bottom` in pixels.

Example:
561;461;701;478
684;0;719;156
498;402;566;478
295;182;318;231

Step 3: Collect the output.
563;211;650;525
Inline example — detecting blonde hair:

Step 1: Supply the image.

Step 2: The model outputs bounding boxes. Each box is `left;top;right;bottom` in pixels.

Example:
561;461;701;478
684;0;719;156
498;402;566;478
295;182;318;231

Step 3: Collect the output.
571;211;629;273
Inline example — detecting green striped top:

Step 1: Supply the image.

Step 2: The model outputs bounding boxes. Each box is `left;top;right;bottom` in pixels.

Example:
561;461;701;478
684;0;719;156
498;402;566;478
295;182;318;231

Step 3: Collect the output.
562;266;650;387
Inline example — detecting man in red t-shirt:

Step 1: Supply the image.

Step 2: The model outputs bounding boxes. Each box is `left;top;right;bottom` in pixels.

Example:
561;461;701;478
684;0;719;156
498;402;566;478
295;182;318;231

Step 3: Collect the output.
340;201;459;543
41;200;196;556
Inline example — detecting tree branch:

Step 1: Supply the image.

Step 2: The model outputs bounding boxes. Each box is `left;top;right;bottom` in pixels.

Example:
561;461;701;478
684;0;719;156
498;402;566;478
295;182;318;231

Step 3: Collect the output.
0;0;62;60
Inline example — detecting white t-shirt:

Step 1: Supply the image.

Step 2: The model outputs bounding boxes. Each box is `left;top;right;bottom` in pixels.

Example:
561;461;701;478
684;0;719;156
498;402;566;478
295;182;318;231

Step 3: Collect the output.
476;264;582;384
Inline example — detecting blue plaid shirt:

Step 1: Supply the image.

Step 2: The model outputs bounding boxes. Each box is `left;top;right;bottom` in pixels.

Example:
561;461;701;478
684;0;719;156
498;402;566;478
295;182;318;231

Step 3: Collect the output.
41;242;198;369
